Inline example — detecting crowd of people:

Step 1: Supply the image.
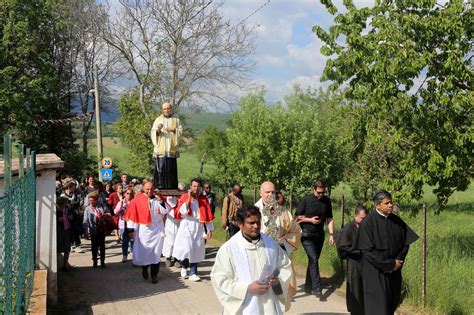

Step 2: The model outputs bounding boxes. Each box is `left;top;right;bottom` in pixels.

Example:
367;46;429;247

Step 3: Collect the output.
55;173;418;315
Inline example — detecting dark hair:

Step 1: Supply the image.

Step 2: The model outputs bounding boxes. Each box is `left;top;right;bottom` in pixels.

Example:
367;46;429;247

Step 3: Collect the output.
190;177;202;186
355;205;367;215
313;180;326;189
373;190;392;205
56;196;69;208
236;206;262;223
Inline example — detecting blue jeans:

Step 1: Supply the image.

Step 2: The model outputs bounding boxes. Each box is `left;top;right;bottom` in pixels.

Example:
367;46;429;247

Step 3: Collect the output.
301;232;325;292
121;228;134;256
181;258;198;275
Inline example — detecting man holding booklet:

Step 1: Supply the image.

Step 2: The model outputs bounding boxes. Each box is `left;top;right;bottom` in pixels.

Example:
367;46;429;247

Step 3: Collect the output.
211;206;293;314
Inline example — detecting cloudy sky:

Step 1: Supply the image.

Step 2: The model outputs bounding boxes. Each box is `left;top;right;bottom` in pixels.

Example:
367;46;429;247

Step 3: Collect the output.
107;0;373;105
218;0;373;103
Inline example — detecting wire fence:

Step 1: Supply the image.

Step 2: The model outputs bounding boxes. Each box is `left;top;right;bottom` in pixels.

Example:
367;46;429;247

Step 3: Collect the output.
0;135;36;314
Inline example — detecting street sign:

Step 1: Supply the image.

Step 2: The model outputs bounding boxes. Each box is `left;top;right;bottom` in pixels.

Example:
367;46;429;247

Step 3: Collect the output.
102;157;113;169
101;168;113;180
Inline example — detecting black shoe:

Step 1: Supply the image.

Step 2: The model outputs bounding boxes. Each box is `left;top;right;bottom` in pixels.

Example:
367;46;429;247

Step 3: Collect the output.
101;263;106;269
93;262;98;268
311;289;323;298
142;268;149;280
151;276;158;284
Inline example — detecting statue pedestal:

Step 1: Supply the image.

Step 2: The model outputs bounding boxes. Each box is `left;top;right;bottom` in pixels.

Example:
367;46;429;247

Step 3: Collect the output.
159;189;184;197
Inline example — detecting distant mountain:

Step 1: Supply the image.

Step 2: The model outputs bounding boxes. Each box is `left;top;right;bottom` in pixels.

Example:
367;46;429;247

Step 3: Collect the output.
99;99;230;133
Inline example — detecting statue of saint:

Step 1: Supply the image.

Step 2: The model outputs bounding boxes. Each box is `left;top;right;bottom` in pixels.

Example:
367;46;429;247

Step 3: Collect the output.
151;102;183;189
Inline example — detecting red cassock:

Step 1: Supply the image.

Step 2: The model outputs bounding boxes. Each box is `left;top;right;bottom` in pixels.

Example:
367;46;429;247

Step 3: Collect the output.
176;193;214;222
123;193;152;225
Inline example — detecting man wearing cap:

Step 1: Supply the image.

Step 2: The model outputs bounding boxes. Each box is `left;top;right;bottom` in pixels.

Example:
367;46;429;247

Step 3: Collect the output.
151;102;183;189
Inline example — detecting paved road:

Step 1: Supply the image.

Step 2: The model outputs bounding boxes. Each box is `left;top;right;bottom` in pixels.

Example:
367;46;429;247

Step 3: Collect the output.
50;236;348;314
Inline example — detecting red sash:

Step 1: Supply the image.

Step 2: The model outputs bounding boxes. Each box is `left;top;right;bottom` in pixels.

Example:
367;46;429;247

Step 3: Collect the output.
177;193;214;223
123;194;151;225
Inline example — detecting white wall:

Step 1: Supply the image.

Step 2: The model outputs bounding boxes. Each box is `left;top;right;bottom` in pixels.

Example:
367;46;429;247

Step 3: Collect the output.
35;170;57;305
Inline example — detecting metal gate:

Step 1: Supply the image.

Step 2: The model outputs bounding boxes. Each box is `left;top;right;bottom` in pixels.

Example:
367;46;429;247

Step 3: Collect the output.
0;135;36;314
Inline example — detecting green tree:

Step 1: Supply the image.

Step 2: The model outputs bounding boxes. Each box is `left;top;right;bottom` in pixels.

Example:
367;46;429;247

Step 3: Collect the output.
200;89;353;195
114;90;156;176
0;0;75;154
283;87;353;196
315;0;473;204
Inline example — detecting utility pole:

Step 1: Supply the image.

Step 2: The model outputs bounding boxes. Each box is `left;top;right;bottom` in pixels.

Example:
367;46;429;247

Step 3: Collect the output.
94;64;103;181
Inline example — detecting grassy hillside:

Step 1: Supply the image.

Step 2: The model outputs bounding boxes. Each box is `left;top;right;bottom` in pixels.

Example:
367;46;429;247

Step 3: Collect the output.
183;112;229;133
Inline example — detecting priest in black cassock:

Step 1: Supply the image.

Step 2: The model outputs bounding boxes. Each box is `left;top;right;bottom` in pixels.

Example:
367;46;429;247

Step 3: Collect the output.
354;190;418;315
335;205;367;315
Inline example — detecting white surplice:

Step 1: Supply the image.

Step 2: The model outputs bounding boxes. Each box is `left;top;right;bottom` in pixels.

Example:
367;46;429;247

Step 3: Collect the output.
173;199;214;263
127;199;169;266
162;196;180;258
211;231;292;315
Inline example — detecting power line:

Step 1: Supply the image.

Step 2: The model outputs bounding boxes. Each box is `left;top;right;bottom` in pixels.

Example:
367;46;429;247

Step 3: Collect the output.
236;0;270;26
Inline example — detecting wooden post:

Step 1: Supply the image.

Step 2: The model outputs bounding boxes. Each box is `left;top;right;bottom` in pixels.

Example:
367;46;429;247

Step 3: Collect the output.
94;64;103;181
340;194;345;278
422;204;427;308
289;187;293;213
340;194;345;228
18;143;24;178
4;134;12;189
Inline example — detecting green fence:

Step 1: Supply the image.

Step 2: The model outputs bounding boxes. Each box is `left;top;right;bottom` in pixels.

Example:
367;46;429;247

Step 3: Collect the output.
0;135;36;314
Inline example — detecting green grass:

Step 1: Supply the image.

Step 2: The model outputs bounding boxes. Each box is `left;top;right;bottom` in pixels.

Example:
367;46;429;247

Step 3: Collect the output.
184;112;229;133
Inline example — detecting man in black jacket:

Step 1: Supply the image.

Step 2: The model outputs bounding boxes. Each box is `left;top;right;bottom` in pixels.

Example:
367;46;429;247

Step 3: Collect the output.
295;180;335;297
336;205;367;315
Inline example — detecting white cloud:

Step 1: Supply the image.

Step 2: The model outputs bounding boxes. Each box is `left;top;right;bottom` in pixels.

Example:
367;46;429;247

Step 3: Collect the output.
257;54;284;66
286;75;324;91
286;40;326;74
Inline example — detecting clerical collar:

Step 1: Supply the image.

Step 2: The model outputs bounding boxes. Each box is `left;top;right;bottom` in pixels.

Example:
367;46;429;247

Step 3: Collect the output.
242;233;261;244
376;209;388;218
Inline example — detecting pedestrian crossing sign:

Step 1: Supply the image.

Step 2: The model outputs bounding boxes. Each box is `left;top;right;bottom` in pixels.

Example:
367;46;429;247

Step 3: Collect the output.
101;168;113;180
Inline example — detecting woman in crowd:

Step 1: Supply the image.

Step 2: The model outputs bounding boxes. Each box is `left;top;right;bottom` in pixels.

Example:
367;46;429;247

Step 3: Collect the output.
114;187;135;262
83;191;108;268
83;175;96;197
109;183;123;245
56;197;73;271
61;181;85;253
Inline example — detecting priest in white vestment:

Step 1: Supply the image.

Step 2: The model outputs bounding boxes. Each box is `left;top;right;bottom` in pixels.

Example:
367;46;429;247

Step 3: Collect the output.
124;181;169;284
174;178;214;281
151;102;183;189
211;206;293;314
163;195;181;267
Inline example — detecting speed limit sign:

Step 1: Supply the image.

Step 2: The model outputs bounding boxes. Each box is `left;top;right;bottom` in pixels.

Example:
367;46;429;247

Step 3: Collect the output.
101;157;113;169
